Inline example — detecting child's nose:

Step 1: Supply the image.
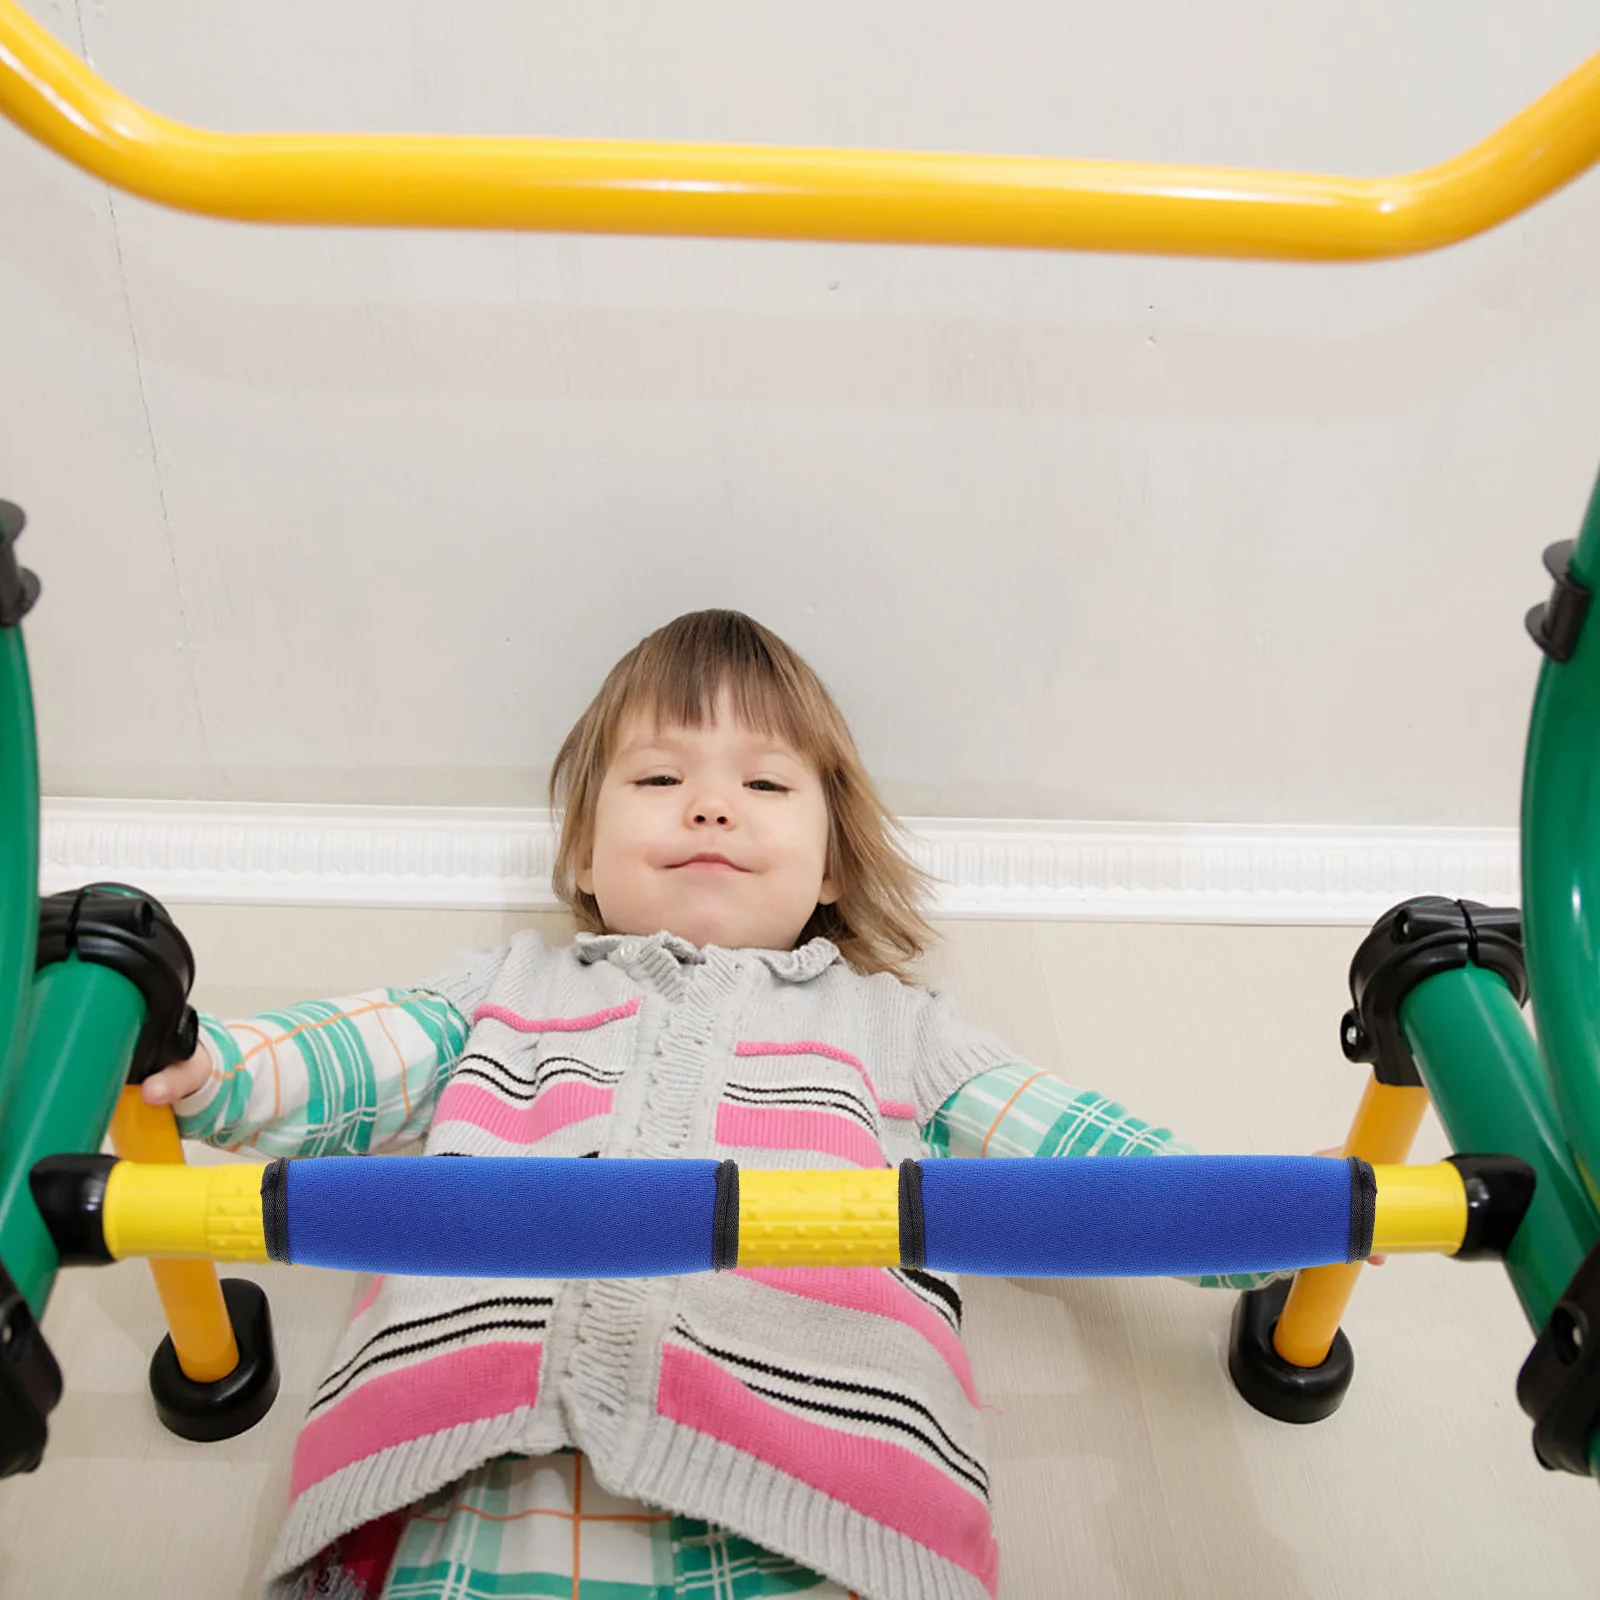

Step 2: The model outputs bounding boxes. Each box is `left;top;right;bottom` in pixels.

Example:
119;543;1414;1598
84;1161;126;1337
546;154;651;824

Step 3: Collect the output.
685;786;733;826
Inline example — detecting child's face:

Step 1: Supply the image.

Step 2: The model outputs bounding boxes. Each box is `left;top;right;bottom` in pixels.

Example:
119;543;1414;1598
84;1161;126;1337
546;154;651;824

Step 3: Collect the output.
577;692;839;951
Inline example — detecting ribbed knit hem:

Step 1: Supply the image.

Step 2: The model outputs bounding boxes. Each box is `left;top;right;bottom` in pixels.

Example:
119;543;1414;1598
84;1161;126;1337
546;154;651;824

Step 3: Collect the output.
261;1404;567;1593
599;1411;996;1600
916;1036;1019;1133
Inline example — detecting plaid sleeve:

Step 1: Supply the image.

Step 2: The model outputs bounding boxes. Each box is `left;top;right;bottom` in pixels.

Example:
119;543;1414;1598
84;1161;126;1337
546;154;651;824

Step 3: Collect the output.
174;988;470;1158
925;1062;1279;1291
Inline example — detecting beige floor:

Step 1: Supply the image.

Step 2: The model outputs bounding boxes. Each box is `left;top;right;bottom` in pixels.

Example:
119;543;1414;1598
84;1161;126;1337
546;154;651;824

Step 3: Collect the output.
2;908;1595;1598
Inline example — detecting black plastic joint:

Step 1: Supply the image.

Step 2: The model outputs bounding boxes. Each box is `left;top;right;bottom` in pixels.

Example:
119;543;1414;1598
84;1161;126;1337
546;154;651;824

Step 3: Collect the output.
0;1255;62;1477
28;1155;118;1267
1447;1154;1538;1261
711;1161;740;1271
1348;1159;1377;1262
898;1159;926;1270
262;1160;292;1264
1340;899;1526;1089
1517;1237;1600;1475
0;501;40;629
36;884;199;1085
1526;540;1592;663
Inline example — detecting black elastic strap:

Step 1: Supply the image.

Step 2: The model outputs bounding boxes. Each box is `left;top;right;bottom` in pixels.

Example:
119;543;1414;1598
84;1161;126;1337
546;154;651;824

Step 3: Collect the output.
261;1160;292;1263
711;1160;740;1271
898;1159;926;1270
1348;1158;1377;1261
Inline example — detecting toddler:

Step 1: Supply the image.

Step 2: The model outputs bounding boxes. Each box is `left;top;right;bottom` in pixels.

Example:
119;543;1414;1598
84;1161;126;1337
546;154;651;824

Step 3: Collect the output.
143;610;1262;1600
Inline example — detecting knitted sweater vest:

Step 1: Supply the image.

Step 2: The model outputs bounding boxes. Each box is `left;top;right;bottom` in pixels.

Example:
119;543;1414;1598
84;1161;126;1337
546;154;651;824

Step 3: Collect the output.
263;930;1015;1600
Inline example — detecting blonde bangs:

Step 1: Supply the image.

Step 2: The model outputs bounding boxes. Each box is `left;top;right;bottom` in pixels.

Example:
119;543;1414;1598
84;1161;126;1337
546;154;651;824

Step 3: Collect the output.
606;616;830;772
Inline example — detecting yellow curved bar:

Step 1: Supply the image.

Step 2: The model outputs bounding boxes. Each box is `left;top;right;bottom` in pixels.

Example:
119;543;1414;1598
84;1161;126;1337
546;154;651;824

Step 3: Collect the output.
3;3;1600;257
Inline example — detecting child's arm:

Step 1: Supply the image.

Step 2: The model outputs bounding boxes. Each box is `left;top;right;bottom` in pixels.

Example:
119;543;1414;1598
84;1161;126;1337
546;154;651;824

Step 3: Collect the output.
924;1062;1280;1291
141;988;471;1158
140;941;515;1157
926;1063;1180;1161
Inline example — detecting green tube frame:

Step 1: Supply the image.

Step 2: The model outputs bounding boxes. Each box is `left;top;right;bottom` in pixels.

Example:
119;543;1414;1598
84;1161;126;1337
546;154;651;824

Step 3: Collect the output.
1523;466;1600;1212
0;624;153;1315
0;958;144;1314
2;128;1600;1482
1400;968;1599;1336
1399;965;1600;1477
0;626;39;1124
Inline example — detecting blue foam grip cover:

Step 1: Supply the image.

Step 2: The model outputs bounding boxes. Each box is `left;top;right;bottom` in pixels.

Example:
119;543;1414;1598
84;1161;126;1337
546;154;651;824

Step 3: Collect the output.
282;1157;722;1277
917;1155;1357;1277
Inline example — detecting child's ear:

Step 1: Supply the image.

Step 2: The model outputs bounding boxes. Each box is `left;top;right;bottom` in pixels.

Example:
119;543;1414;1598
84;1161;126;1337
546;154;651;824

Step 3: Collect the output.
818;841;840;907
576;852;595;895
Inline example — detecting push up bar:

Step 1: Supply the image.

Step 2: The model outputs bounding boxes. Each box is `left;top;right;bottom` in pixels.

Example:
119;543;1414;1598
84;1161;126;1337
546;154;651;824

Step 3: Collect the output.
33;1153;1532;1280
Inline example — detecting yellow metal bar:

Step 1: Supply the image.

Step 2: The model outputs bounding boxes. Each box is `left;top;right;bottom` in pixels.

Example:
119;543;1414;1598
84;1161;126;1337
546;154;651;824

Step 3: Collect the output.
107;1090;244;1383
736;1168;900;1267
3;2;1600;257
93;1150;1467;1278
1273;1079;1431;1369
1370;1162;1469;1254
100;1145;269;1266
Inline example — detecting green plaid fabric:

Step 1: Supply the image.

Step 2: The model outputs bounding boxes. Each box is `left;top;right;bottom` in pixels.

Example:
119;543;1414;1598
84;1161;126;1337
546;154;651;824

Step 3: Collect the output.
178;989;468;1157
378;1452;853;1600
927;1065;1182;1160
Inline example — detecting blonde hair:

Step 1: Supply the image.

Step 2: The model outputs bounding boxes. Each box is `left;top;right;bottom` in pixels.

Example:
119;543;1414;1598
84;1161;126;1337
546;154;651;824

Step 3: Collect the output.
550;610;935;982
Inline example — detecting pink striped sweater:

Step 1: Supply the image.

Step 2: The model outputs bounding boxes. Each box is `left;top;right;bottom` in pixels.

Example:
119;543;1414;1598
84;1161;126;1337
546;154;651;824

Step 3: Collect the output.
261;929;1021;1600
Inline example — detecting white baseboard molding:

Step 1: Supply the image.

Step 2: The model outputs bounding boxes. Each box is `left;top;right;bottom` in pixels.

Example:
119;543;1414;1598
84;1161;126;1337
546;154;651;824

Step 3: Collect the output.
38;799;1519;925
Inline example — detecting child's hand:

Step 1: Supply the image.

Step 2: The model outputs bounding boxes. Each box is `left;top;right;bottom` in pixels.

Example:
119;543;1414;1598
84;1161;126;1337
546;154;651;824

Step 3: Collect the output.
140;1044;213;1108
1316;1146;1386;1265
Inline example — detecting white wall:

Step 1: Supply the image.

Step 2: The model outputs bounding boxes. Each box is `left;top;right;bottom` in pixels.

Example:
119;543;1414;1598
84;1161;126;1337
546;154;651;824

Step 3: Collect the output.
5;1;1600;824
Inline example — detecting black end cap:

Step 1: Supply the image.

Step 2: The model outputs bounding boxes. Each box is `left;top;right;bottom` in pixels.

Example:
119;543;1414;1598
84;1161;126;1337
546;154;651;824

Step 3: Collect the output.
29;1155;118;1266
148;1277;278;1442
1448;1154;1538;1261
1228;1277;1354;1425
0;500;39;628
1527;540;1592;663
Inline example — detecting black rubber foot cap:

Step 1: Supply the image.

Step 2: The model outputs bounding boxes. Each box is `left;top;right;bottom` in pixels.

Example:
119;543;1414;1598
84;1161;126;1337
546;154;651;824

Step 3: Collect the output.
149;1277;279;1442
1228;1277;1354;1424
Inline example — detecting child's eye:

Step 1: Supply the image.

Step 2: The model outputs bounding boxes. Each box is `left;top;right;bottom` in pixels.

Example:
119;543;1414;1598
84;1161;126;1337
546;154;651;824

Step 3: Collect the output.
747;779;790;793
635;775;679;787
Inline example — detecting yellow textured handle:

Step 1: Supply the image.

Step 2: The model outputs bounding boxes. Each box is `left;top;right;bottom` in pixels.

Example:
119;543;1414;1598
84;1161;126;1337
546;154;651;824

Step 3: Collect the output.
102;1162;270;1262
737;1169;901;1267
1370;1162;1469;1255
